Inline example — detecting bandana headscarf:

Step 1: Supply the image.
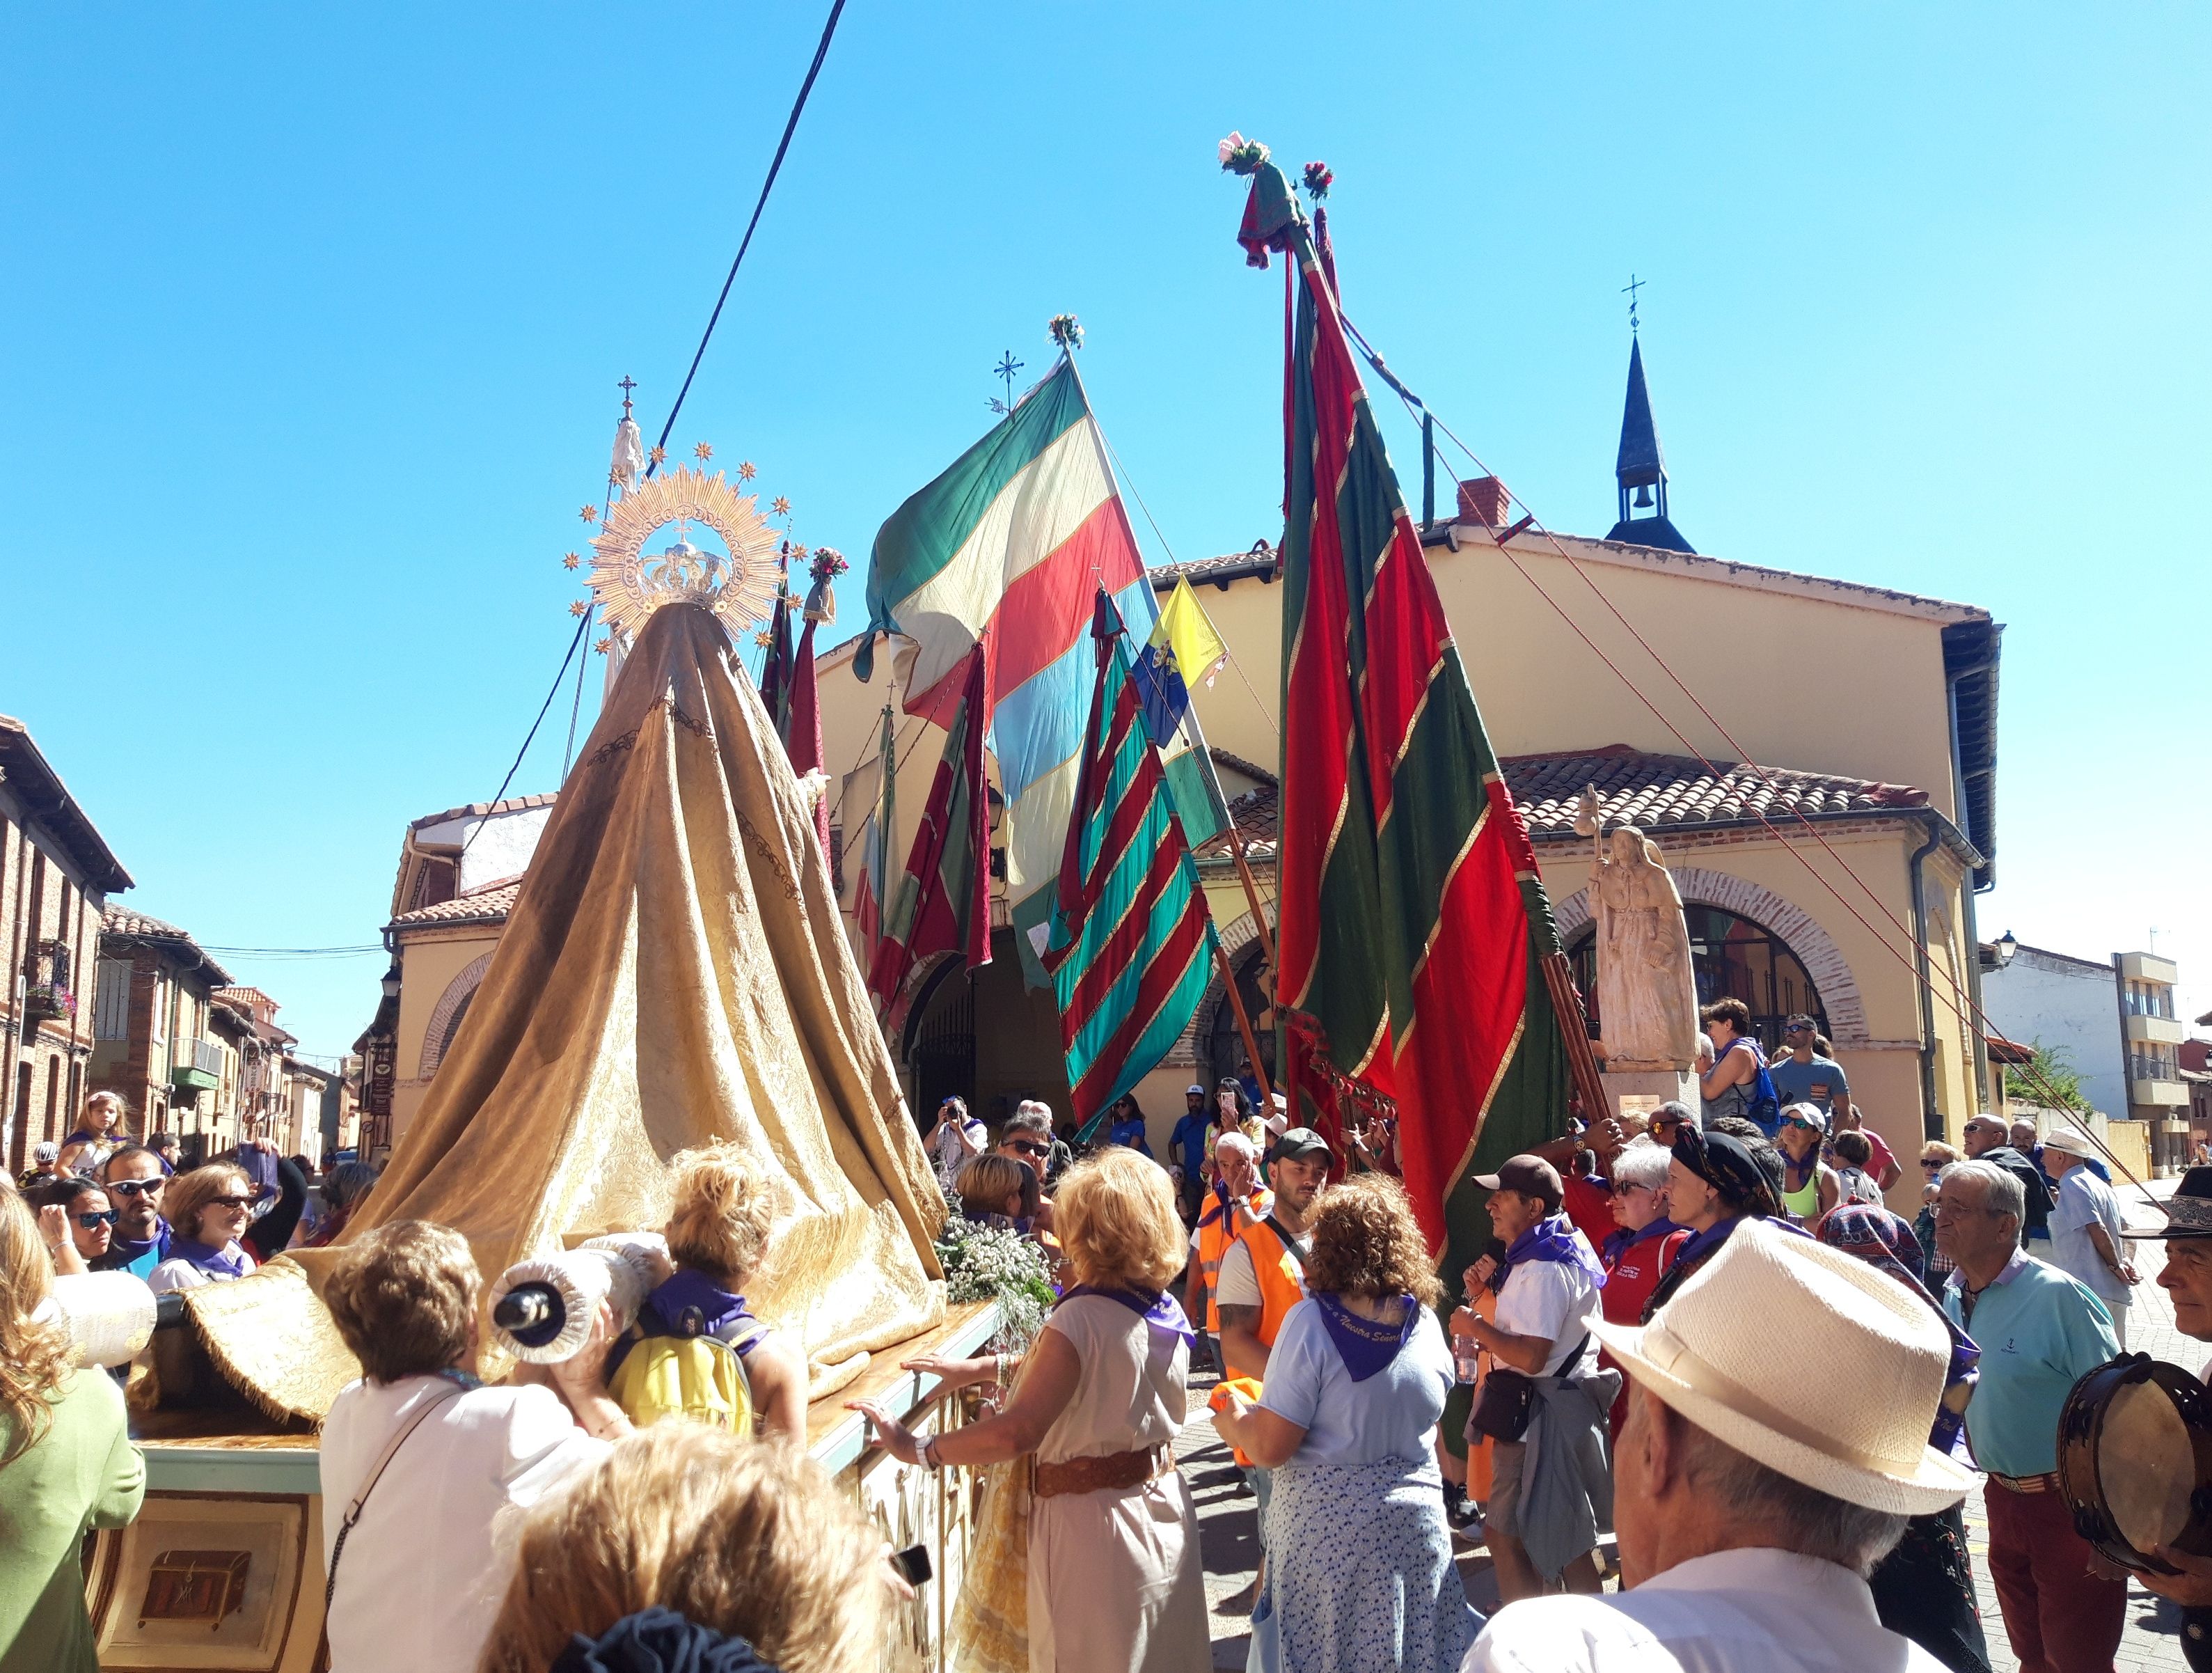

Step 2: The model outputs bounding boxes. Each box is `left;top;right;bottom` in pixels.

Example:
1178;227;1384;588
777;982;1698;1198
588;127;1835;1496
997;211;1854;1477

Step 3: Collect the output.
1817;1204;1980;1454
1314;1292;1421;1381
1672;1128;1776;1213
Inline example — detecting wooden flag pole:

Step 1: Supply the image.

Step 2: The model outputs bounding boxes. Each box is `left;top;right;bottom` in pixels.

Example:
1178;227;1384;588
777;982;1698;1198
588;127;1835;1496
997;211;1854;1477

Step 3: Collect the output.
1213;938;1275;1106
1540;952;1611;1130
1225;824;1278;970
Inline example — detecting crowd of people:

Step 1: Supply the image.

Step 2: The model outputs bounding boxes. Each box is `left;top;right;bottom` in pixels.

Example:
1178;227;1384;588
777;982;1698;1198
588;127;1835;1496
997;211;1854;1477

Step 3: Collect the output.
1;1016;2200;1673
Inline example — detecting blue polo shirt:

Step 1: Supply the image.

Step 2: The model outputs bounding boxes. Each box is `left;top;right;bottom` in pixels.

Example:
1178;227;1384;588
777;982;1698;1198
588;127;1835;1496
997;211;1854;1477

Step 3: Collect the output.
1943;1249;2117;1477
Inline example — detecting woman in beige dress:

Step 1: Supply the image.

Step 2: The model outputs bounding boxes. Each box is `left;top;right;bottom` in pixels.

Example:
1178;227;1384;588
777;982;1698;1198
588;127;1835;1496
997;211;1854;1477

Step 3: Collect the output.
852;1147;1209;1673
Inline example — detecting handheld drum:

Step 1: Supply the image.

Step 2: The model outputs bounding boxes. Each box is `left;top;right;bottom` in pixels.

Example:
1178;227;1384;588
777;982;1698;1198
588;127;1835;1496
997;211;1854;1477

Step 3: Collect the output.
488;1232;669;1364
2057;1352;2212;1575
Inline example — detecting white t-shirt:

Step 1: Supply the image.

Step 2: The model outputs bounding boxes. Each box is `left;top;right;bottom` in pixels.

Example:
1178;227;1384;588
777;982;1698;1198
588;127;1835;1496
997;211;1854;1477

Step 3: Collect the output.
319;1376;609;1673
1214;1225;1313;1312
1493;1251;1602;1377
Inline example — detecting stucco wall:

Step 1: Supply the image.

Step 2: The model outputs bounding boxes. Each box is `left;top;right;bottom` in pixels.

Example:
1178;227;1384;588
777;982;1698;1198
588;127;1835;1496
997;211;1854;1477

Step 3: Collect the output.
388;927;502;1150
1982;950;2126;1118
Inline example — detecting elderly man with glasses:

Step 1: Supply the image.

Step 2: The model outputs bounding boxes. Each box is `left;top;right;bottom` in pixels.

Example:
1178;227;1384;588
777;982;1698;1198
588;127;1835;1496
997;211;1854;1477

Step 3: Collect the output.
1936;1158;2123;1673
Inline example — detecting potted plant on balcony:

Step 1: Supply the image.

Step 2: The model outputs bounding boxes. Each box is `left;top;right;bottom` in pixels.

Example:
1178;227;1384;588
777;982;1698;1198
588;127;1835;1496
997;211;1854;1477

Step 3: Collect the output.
23;981;74;1024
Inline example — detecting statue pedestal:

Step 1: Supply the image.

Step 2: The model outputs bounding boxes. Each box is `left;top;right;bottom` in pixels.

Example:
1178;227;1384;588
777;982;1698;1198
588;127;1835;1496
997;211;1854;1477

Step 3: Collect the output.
1600;1066;1697;1126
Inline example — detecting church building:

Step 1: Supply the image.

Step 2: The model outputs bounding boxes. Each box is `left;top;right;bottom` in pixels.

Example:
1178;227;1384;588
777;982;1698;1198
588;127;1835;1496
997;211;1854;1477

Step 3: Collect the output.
812;336;2004;1189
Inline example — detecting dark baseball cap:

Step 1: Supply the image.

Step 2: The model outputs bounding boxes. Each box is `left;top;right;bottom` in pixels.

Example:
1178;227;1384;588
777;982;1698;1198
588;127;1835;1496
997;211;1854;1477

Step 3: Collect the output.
1266;1126;1334;1165
1471;1154;1563;1213
1783;1014;1818;1032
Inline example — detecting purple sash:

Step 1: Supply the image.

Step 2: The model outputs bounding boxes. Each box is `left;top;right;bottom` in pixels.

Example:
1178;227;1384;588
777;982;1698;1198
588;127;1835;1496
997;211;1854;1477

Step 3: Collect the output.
1061;1284;1196;1346
1313;1291;1419;1382
1601;1216;1680;1266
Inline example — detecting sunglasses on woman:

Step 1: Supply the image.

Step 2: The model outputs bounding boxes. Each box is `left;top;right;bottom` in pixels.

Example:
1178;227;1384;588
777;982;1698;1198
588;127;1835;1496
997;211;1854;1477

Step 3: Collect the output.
207;1194;254;1210
77;1209;119;1229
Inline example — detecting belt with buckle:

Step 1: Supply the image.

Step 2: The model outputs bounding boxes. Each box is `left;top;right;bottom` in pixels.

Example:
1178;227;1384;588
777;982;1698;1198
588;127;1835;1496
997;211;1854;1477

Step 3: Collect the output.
1989;1470;2061;1494
1034;1443;1176;1499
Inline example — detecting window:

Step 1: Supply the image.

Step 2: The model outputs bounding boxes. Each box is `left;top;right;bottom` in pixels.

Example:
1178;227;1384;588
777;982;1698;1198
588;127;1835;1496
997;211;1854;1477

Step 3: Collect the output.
93;959;132;1040
1569;903;1826;1057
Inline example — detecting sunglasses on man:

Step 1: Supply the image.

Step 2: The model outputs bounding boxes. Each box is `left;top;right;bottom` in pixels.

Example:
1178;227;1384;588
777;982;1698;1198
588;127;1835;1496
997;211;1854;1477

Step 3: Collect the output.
1784;1024;1813;1035
107;1177;164;1198
1005;1140;1050;1159
77;1209;120;1229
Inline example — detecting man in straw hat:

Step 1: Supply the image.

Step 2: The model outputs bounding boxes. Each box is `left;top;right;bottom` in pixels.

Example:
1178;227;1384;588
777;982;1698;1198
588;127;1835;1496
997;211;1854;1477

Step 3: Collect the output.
1462;1217;1973;1671
1937;1157;2122;1673
2040;1124;2141;1346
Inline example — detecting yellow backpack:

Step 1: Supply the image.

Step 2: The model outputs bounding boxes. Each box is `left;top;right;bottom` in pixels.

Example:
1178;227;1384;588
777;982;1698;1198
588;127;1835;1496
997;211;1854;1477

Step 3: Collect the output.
605;1305;766;1434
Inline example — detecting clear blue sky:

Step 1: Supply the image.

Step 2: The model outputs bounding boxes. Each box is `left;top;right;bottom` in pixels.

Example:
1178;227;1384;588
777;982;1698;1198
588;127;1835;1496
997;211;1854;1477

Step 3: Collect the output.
4;3;2204;1060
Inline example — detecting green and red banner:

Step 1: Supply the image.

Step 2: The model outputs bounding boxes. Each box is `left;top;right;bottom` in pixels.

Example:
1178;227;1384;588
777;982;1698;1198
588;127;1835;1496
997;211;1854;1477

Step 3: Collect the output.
867;643;991;1006
1236;154;1572;1273
1041;594;1218;1136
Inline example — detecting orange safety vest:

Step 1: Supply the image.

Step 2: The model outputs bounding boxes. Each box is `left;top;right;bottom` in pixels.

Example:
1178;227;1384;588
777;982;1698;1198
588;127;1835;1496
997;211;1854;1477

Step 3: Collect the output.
1233;1216;1309;1351
1195;1188;1273;1334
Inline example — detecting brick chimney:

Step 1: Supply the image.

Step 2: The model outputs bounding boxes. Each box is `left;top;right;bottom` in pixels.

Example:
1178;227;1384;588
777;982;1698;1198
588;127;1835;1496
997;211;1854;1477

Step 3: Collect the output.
1456;476;1509;527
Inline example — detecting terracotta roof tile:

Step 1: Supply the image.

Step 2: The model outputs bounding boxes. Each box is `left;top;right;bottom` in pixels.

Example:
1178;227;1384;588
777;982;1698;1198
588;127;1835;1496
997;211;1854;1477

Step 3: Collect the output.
100;906;235;985
1199;746;1929;861
389;881;522;929
408;792;560;833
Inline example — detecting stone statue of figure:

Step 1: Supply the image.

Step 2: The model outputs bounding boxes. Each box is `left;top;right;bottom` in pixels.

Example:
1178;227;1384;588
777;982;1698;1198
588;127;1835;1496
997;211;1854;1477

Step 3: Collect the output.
1577;792;1700;1072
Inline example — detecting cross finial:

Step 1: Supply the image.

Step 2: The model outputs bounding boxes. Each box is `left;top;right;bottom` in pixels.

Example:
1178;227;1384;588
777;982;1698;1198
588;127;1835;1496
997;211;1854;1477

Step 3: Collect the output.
993;350;1025;414
1622;274;1645;333
618;374;637;417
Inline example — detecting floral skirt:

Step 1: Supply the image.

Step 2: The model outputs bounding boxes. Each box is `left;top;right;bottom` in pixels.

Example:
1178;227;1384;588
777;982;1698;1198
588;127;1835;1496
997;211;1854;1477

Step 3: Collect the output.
1258;1460;1478;1673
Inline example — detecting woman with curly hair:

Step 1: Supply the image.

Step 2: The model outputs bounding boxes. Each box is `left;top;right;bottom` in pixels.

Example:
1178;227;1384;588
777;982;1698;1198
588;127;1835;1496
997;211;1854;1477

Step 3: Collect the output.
1212;1172;1475;1673
603;1141;807;1441
850;1147;1210;1673
0;1187;145;1671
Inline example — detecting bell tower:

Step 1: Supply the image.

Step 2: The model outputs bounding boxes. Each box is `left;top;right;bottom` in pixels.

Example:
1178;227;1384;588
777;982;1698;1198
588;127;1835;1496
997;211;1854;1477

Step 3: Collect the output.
1605;331;1695;553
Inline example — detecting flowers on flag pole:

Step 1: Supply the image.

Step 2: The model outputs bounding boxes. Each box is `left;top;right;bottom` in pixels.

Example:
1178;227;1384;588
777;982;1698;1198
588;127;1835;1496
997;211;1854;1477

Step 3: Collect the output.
1301;160;1334;200
1217;132;1269;175
1048;313;1084;352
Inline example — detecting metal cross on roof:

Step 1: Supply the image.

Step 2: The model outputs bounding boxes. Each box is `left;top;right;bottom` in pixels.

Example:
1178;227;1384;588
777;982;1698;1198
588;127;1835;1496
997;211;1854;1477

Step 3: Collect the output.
618;373;637;416
992;350;1025;414
1622;274;1645;333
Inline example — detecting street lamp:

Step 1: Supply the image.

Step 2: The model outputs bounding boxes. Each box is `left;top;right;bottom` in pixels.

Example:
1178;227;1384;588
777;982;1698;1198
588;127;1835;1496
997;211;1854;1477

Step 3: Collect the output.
1992;931;2019;969
380;965;403;1000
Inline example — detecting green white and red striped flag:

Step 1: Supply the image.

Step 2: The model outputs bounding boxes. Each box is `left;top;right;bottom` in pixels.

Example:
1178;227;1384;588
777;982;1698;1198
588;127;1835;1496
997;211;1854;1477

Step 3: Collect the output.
1041;593;1219;1138
866;643;990;1007
1233;151;1573;1269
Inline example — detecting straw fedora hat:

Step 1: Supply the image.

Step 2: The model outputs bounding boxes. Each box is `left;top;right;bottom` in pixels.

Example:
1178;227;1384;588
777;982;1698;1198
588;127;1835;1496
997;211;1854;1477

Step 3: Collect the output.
1589;1219;1975;1516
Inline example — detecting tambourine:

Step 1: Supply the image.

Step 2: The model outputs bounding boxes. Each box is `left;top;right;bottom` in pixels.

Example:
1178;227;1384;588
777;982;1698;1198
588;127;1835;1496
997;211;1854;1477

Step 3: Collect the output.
2057;1353;2212;1575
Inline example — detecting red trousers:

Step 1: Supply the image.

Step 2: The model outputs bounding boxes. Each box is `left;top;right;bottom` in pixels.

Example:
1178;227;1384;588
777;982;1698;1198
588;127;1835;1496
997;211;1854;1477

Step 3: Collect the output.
1982;1481;2126;1673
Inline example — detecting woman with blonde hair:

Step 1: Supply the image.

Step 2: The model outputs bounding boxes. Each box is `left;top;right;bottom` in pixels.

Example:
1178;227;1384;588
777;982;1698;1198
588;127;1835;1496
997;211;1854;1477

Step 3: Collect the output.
477;1422;896;1673
851;1147;1209;1673
603;1140;806;1440
0;1188;145;1671
1212;1173;1474;1673
956;1152;1042;1233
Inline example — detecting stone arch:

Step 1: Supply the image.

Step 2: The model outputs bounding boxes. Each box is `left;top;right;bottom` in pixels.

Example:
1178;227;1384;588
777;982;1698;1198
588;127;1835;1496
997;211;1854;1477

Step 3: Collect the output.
1551;865;1869;1044
1185;898;1280;1072
418;952;494;1079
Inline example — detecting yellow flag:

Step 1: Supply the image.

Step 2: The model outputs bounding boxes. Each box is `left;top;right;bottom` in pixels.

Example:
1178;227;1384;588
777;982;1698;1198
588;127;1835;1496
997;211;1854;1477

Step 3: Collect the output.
1153;575;1229;689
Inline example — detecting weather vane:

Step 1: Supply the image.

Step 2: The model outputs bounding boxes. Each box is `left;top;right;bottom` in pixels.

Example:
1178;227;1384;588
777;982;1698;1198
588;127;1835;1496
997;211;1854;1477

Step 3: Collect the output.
990;349;1025;416
1622;274;1645;333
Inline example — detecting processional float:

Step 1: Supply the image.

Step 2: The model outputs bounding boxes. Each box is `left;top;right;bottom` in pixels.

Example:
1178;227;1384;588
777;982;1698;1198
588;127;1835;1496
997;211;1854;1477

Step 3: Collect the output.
81;432;993;1673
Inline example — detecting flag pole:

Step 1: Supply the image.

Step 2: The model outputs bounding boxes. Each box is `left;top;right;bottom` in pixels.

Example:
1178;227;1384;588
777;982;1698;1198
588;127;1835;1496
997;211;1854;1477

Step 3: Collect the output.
1214;941;1275;1106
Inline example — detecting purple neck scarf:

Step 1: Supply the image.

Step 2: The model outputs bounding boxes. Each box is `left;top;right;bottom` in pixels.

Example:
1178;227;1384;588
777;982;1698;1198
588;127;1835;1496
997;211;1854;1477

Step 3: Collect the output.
645;1271;757;1349
1602;1216;1680;1266
1505;1213;1608;1288
1061;1284;1195;1345
171;1236;253;1280
1314;1292;1419;1381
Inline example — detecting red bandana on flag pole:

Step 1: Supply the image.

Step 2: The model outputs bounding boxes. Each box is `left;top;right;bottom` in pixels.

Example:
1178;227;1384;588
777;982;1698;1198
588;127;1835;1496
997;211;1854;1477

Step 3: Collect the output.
1231;146;1574;1264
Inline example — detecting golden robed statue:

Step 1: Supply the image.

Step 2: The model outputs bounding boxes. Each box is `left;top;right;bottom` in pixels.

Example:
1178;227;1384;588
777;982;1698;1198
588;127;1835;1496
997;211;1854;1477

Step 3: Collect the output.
1575;787;1700;1074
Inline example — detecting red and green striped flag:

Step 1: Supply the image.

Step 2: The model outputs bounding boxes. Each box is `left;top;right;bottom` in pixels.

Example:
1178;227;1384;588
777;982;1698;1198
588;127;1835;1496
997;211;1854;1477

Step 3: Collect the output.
1233;152;1573;1271
1041;594;1219;1138
866;644;990;1007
